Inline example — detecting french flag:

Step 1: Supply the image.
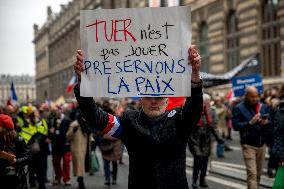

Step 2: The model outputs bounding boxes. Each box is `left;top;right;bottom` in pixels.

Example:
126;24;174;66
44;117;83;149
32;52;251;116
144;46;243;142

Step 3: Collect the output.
102;114;123;138
66;74;77;93
8;81;18;105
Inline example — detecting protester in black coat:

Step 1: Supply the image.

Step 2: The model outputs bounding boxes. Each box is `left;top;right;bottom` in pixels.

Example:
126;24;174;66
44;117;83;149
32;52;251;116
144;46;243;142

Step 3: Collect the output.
49;109;72;185
73;45;203;189
271;84;284;168
189;94;223;188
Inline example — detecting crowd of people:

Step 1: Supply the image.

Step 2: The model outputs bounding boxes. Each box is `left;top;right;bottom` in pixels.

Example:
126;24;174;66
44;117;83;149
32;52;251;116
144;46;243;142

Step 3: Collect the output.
0;97;136;189
1;85;284;189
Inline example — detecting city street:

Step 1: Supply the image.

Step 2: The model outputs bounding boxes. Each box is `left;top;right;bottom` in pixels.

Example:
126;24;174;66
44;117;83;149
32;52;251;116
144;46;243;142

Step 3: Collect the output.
43;131;273;189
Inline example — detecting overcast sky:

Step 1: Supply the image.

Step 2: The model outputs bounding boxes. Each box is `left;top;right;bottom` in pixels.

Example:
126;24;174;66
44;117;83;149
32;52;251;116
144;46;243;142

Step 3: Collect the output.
0;0;70;76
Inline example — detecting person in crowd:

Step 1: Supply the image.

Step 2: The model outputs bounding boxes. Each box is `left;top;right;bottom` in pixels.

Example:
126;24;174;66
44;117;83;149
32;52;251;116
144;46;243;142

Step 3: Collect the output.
99;100;122;186
37;105;51;184
214;96;233;158
50;107;72;185
267;87;279;108
271;84;284;171
260;89;270;105
261;88;279;177
73;45;203;189
24;106;48;189
225;99;234;141
99;133;122;187
4;105;19;128
214;96;228;139
67;113;92;189
69;100;80;121
232;86;271;189
0;114;30;189
189;93;223;188
16;106;30;133
17;106;34;187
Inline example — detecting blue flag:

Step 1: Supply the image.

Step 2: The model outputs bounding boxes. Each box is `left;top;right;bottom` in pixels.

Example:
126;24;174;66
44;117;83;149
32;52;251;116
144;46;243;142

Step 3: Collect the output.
10;81;18;103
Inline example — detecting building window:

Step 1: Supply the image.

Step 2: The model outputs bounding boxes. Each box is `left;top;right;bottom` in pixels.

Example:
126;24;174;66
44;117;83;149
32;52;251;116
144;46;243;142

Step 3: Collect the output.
226;10;239;70
261;0;280;76
198;22;209;72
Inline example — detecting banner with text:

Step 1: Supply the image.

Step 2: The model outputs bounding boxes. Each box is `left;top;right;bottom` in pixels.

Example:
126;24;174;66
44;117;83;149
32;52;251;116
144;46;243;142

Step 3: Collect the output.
80;6;192;97
231;74;263;97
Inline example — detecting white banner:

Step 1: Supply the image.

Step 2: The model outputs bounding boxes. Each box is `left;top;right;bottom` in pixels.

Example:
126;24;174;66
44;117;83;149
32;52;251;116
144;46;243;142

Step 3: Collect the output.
80;6;192;97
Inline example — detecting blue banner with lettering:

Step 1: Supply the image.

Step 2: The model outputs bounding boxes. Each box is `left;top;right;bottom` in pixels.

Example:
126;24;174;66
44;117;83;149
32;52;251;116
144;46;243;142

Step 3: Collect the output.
231;74;263;97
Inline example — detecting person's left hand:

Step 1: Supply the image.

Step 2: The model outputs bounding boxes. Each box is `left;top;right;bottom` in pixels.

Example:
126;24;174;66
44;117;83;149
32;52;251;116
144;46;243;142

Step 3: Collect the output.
188;45;201;74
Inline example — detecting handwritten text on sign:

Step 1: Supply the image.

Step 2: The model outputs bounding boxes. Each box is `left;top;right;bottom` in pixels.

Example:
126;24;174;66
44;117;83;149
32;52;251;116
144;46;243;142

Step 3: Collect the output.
80;6;191;97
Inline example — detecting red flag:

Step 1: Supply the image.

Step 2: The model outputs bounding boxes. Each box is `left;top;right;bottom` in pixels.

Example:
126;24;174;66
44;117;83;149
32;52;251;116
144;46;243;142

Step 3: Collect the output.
226;89;234;100
166;97;186;110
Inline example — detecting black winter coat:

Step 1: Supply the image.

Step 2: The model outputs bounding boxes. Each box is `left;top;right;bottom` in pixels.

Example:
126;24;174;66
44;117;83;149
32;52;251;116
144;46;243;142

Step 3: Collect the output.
0;136;30;177
50;116;71;155
74;85;203;189
189;107;221;157
232;101;271;147
271;99;284;162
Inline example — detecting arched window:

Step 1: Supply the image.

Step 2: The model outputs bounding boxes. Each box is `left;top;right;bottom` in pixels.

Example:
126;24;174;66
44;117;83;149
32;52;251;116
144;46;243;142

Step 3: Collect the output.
199;22;209;72
261;0;280;76
226;10;239;70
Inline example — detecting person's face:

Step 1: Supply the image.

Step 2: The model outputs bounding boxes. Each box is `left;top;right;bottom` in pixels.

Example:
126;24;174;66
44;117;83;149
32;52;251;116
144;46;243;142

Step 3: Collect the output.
140;97;168;118
34;110;40;118
29;113;36;124
245;91;259;106
215;99;221;106
270;89;278;98
43;110;49;118
55;110;61;119
6;105;15;115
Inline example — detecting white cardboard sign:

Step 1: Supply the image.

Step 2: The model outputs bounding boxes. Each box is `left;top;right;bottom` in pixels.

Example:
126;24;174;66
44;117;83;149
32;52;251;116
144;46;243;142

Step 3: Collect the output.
80;6;192;97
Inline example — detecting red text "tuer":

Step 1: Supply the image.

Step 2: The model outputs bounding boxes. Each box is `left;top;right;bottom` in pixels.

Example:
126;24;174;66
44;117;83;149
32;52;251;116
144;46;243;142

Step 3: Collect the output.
86;19;137;42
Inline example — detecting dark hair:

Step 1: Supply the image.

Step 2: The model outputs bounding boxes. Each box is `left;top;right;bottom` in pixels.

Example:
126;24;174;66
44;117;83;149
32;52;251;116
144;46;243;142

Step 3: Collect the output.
0;127;16;149
279;84;284;99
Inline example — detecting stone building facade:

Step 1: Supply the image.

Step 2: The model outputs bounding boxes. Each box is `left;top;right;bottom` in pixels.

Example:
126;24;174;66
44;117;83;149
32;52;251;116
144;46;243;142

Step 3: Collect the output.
0;74;36;105
184;0;284;88
34;0;284;102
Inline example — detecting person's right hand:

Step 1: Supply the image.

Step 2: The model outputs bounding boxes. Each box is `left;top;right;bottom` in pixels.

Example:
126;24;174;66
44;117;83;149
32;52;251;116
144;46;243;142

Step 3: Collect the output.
74;50;84;83
249;113;261;125
0;151;16;162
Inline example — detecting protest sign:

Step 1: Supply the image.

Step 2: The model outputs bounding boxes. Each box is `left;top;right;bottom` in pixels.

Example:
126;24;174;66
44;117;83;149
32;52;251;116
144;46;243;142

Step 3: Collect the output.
80;6;192;97
231;74;263;97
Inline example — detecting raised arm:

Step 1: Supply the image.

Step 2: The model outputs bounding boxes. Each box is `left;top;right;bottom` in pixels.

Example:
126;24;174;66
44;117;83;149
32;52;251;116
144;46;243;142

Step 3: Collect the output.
73;50;123;139
181;45;203;130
